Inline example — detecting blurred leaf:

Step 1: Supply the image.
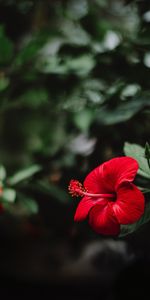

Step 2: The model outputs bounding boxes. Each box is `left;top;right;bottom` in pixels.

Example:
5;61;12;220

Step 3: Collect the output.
0;76;9;91
97;96;150;125
0;165;7;181
60;20;90;45
106;81;124;98
124;142;150;179
60;153;76;167
39;54;96;76
120;200;150;237
62;90;86;112
66;54;95;77
20;88;49;108
83;78;107;92
20;197;38;215
39;38;64;56
120;84;141;100
0;26;14;64
14;34;48;67
85;90;104;104
4;194;39;216
94;0;109;7
66;0;88;20
36;55;68;74
144;52;150;68
73;108;95;131
31;180;69;203
2;188;16;203
8;165;42;185
42;118;67;155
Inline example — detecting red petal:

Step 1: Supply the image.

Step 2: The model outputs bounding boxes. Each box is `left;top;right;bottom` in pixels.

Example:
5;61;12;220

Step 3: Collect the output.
89;203;120;236
111;182;145;224
84;157;138;193
84;165;113;194
74;196;107;221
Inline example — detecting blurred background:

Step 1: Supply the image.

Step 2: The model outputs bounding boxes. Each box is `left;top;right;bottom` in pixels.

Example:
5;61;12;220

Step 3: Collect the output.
0;0;150;299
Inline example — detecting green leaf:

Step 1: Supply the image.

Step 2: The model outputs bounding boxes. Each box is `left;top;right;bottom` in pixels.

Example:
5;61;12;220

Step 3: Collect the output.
20;197;38;215
20;88;49;108
124;142;150;179
0;26;14;64
41;118;67;155
4;194;39;216
85;90;104;104
0;165;7;181
66;0;88;20
14;33;48;68
30;180;69;203
96;95;150;125
60;21;90;46
8;165;42;185
73;109;94;131
120;200;150;237
0;76;9;91
66;55;95;77
145;142;150;169
145;142;150;158
36;55;68;74
2;188;16;203
120;84;141;100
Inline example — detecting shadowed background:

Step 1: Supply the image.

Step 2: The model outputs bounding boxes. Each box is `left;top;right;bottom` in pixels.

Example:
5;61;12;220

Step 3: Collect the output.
0;0;150;299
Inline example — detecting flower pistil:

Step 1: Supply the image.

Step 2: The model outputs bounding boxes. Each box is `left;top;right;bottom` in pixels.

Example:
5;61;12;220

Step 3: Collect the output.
68;179;114;198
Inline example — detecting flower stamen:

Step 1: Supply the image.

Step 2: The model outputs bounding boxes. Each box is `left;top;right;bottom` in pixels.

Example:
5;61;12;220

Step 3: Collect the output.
68;179;114;198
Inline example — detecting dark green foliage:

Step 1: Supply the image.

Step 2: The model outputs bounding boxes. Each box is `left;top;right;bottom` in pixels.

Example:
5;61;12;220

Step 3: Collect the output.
145;142;150;168
120;200;150;237
0;0;149;222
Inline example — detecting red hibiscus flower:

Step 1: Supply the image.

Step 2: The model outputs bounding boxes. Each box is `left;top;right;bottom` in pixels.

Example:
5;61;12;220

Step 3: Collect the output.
68;157;145;236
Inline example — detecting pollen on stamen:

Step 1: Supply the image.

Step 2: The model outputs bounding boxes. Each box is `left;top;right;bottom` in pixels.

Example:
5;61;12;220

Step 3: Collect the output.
68;179;86;197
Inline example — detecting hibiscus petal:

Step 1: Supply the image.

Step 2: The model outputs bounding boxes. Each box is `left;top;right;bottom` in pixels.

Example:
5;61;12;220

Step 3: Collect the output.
74;196;95;221
112;182;145;224
101;157;139;190
84;165;113;194
84;157;138;194
74;196;107;221
89;203;120;236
